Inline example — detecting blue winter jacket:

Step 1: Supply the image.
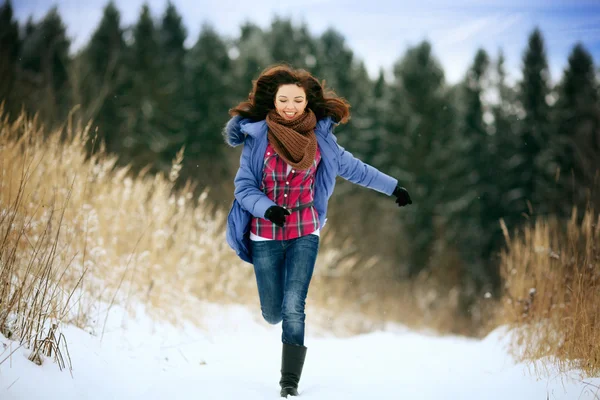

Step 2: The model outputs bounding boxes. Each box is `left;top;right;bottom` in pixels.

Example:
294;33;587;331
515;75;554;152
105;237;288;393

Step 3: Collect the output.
224;115;398;264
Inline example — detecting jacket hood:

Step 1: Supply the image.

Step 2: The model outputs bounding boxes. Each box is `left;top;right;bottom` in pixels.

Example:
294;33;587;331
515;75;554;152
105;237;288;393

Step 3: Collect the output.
223;115;336;147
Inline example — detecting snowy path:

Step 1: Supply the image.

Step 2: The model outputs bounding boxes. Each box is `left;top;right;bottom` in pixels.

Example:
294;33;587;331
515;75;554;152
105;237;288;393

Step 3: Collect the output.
1;303;599;400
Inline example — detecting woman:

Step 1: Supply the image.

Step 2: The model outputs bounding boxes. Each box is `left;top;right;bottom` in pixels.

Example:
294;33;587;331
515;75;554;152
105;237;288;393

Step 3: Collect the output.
224;64;412;397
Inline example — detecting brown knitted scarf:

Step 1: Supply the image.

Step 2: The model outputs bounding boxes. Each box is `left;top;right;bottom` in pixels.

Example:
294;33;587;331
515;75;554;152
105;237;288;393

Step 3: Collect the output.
265;108;318;171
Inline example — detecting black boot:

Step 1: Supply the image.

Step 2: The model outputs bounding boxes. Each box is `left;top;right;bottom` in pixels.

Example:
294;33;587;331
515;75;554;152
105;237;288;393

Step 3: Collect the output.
279;343;307;397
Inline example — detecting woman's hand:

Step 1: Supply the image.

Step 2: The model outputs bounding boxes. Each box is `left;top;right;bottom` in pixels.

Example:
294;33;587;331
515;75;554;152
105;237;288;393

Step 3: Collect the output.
393;185;412;207
264;206;291;227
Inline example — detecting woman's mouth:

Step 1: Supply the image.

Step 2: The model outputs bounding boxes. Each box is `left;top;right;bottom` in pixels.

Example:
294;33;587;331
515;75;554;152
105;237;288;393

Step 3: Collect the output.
284;111;296;119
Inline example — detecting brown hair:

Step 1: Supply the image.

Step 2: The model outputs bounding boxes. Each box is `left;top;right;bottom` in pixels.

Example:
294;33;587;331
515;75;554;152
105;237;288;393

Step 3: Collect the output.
229;63;351;124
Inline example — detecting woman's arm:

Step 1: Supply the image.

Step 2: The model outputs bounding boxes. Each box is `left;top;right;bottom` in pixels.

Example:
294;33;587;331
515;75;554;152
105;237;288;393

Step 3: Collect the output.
336;139;398;196
233;138;277;219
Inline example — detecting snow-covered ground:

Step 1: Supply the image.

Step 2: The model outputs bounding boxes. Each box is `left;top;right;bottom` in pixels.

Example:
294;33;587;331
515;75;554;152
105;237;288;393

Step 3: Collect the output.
1;301;599;400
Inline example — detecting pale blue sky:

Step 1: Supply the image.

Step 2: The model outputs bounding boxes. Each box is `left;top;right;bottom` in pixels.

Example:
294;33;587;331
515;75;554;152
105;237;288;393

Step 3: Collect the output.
13;0;600;84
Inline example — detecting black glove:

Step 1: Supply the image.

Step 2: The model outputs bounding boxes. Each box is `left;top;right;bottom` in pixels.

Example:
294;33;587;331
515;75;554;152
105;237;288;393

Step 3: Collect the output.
264;206;291;227
392;185;412;207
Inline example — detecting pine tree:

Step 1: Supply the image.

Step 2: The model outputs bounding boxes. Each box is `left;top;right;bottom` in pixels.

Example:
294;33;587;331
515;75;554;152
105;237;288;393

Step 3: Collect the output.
119;3;167;171
312;28;373;166
517;28;553;217
479;50;516;257
462;50;491;235
452;49;504;289
232;22;272;101
490;50;521;233
314;28;354;97
268;17;315;69
18;7;71;124
361;68;390;166
155;1;188;168
0;0;20;119
23;16;35;37
336;61;376;158
158;2;186;69
76;0;127;154
184;23;233;185
553;43;600;212
386;41;456;276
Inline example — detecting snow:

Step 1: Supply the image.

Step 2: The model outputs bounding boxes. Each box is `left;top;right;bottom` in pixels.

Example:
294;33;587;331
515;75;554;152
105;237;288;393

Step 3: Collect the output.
1;301;599;400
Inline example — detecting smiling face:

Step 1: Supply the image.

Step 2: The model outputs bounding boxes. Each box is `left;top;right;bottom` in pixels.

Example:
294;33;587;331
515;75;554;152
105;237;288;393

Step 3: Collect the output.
274;84;308;121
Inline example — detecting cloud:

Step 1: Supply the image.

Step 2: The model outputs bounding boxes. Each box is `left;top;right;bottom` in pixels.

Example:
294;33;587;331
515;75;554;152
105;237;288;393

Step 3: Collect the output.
436;16;497;46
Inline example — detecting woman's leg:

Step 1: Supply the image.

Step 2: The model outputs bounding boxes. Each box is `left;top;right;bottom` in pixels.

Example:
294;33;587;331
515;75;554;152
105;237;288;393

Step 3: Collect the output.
278;234;319;396
281;234;319;346
251;240;285;325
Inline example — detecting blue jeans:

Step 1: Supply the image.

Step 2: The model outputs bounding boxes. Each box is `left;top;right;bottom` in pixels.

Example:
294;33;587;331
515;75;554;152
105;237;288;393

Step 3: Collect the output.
251;234;320;346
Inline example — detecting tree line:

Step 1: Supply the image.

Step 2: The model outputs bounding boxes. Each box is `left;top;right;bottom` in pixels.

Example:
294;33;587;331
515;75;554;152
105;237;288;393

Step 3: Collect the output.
1;0;598;306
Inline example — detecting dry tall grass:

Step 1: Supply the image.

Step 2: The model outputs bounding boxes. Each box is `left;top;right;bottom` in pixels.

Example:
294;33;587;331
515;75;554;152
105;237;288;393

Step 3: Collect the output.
500;207;600;378
0;110;255;367
309;239;499;337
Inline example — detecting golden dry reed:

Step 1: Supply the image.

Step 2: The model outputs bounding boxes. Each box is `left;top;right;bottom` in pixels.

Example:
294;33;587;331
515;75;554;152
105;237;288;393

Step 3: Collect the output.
500;208;600;378
0;109;256;369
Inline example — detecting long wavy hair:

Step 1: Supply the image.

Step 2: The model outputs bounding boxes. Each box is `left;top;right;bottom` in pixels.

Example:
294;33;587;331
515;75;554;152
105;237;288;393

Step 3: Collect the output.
229;64;351;124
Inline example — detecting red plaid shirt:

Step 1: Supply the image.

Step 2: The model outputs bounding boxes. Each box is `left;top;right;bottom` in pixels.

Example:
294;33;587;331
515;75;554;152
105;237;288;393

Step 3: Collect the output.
250;143;321;240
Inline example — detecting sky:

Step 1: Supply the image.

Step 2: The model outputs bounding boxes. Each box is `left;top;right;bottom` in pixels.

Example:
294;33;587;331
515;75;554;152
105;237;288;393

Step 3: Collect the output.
11;0;600;84
2;300;600;399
